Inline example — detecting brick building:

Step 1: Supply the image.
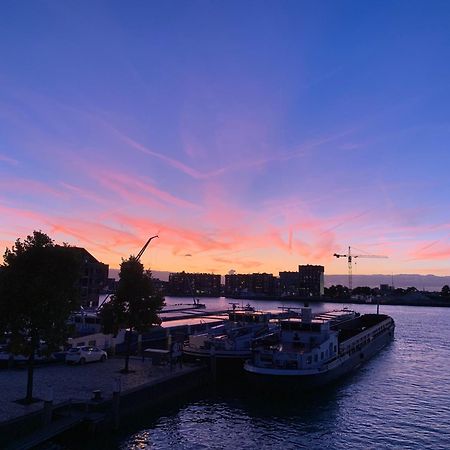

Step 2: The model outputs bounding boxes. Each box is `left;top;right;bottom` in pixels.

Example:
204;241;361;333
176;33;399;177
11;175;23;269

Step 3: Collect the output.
298;264;324;297
279;271;300;296
66;247;109;307
225;273;276;297
168;272;221;297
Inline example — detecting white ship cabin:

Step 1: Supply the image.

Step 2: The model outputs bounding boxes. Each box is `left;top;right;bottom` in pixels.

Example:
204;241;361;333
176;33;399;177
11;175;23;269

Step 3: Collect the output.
254;308;356;370
67;311;102;334
186;310;273;353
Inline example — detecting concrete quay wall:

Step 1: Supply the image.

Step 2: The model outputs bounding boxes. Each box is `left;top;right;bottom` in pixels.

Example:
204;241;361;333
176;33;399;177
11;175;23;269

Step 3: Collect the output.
101;365;209;427
0;407;46;447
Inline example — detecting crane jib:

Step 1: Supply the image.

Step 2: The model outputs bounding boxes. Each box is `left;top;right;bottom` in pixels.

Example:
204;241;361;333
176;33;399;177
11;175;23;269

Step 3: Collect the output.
333;246;388;290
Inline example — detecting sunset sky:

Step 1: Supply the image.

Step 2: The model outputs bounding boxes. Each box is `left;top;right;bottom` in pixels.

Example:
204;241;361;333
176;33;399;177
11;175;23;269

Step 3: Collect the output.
1;1;450;276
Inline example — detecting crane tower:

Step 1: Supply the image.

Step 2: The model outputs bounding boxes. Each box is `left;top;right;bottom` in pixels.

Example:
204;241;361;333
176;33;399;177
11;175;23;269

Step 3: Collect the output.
333;246;387;291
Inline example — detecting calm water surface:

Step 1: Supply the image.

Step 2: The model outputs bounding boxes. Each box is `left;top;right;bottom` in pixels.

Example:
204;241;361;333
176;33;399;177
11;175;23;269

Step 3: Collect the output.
71;300;450;449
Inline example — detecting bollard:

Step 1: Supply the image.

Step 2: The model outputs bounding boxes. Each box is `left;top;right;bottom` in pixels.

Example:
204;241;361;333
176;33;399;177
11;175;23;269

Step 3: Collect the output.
112;377;121;430
167;333;172;352
92;390;103;401
137;334;142;354
210;346;217;383
176;342;183;370
167;333;173;372
42;386;53;426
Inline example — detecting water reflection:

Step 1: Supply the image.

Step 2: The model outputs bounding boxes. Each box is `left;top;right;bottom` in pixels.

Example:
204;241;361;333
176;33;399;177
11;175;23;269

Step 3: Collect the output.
121;376;348;450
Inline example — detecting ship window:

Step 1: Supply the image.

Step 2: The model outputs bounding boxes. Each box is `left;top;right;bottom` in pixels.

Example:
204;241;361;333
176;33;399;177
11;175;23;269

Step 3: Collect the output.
307;356;312;364
314;354;318;362
321;352;324;360
334;345;337;352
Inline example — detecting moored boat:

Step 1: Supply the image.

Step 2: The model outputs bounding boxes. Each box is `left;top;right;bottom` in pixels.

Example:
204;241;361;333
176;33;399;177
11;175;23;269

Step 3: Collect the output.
183;308;276;367
244;305;395;389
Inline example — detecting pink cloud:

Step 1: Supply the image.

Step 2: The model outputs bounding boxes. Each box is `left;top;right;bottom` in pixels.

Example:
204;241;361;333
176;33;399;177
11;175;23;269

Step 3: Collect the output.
0;178;67;199
99;171;200;210
0;203;142;261
3;91;448;274
59;182;107;205
212;256;264;270
409;240;450;261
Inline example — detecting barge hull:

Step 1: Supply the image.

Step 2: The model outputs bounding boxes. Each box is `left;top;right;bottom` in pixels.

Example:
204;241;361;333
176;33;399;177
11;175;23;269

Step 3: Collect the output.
246;326;394;390
183;351;249;372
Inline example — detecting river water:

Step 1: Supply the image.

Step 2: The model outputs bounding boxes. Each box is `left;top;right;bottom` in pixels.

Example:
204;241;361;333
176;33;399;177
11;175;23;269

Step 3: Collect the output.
69;298;450;449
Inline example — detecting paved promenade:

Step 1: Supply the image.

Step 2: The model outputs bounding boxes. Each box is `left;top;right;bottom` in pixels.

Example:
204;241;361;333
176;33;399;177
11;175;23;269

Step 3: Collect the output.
0;357;190;423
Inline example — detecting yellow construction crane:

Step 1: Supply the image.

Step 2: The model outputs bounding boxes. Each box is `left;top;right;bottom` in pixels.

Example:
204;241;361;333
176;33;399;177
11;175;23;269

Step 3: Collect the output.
333;246;387;291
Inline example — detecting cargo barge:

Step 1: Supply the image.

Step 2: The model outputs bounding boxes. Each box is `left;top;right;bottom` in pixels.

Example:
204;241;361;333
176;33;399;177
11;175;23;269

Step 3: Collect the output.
244;306;395;389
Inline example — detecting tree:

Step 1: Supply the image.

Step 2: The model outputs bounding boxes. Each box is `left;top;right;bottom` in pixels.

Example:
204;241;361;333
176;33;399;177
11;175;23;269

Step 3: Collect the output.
100;256;164;373
352;286;373;296
0;231;81;403
325;284;350;299
441;285;450;297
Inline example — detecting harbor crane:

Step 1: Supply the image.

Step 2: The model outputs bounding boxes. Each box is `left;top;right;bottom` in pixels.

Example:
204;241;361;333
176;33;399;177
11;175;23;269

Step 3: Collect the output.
333;246;387;291
136;234;159;261
97;234;159;309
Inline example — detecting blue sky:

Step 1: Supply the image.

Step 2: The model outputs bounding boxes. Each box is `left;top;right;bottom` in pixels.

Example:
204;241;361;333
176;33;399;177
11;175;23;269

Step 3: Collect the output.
1;1;450;275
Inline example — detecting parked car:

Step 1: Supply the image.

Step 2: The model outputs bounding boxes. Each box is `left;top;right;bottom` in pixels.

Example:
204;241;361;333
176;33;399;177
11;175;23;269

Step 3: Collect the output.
0;349;50;367
65;346;107;365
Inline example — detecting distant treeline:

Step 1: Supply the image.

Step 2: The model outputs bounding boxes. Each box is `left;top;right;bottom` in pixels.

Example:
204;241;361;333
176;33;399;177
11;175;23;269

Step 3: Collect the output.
325;284;450;299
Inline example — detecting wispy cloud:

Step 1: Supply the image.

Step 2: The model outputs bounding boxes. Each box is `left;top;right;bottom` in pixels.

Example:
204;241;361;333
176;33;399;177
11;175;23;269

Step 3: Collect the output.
99;171;201;210
100;117;356;181
0;178;67;200
59;182;107;205
410;244;450;261
0;153;19;165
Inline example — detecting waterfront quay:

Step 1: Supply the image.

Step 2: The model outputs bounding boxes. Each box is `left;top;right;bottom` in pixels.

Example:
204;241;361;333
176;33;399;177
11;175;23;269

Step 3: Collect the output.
0;305;229;449
0;357;208;449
